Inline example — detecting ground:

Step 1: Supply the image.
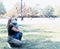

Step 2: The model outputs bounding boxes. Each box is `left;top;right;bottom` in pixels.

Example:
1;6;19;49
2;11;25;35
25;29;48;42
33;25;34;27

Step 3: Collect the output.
0;18;60;49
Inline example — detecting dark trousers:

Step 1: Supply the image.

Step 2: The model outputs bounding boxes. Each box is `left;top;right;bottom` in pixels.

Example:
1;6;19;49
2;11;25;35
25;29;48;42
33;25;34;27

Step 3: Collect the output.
8;36;22;47
13;32;22;40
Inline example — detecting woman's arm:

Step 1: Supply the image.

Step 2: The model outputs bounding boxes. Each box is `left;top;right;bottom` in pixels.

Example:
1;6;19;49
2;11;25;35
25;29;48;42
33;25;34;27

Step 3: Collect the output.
12;27;20;32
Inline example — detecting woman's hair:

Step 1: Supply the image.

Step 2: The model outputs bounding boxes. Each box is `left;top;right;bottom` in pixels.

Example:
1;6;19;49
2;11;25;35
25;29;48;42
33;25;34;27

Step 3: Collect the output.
6;18;12;28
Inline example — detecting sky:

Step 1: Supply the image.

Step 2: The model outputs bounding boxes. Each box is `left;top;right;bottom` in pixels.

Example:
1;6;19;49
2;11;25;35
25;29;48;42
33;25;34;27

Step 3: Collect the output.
0;0;60;11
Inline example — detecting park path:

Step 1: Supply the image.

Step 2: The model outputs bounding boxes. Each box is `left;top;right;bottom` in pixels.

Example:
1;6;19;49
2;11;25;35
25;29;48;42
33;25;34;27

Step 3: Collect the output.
0;18;60;25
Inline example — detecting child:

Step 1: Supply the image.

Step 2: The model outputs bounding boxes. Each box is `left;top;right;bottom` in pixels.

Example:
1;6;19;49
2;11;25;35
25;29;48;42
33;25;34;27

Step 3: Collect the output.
11;18;22;40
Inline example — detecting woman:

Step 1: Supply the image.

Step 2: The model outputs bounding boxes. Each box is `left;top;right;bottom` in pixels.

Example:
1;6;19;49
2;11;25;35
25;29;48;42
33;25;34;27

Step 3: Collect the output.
7;17;22;47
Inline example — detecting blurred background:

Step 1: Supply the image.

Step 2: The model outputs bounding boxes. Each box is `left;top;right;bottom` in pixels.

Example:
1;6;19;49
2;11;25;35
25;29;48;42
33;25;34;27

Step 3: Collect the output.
0;0;60;18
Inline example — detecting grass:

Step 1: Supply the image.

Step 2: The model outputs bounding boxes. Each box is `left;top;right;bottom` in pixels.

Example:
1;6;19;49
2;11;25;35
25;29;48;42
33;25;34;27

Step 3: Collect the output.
0;24;60;49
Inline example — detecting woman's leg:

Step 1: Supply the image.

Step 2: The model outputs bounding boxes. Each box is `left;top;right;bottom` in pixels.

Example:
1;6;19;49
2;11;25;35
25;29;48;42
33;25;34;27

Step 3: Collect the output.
8;36;22;47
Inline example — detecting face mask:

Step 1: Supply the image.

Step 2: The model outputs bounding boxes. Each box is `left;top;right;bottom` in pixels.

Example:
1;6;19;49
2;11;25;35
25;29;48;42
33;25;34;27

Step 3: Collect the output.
11;20;17;25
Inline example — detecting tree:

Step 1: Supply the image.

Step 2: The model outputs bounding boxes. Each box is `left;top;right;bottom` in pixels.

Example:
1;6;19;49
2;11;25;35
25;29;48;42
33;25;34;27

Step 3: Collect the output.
31;8;38;16
53;7;60;17
43;6;54;18
0;2;6;15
